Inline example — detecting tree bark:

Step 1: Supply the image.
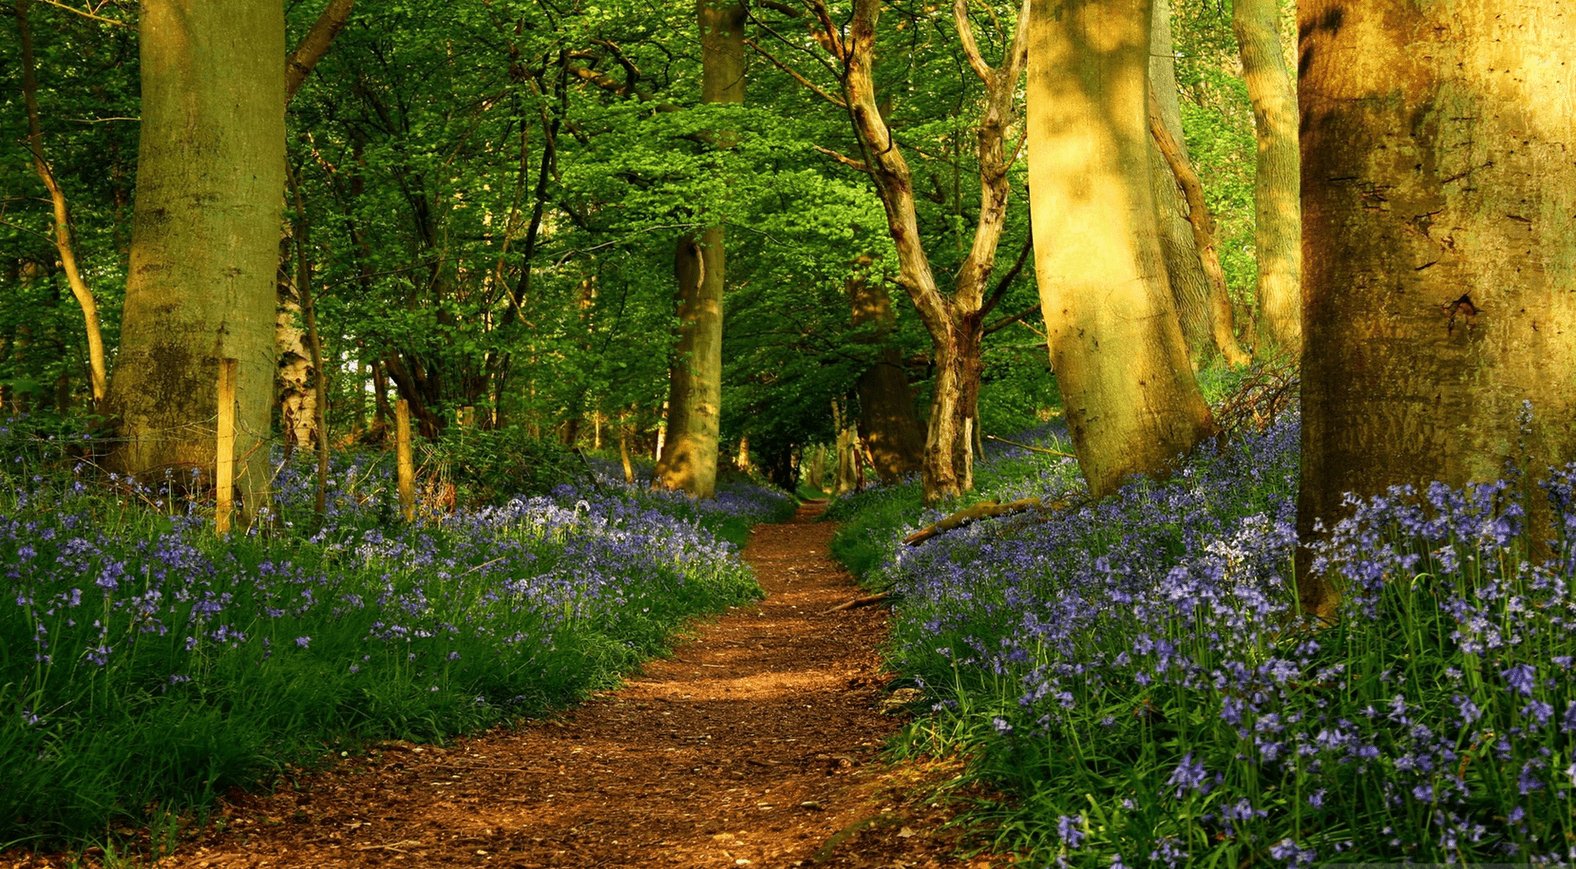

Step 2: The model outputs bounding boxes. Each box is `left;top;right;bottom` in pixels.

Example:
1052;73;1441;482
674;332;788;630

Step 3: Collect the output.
105;0;285;523
656;0;744;499
17;0;109;405
1145;0;1213;367
849;260;925;482
832;397;859;494
1234;0;1299;356
1026;0;1215;498
1147;89;1251;367
1297;0;1576;618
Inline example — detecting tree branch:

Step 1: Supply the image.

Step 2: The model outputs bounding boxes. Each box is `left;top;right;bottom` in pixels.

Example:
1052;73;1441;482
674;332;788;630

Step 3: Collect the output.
754;0;803;17
33;0;128;27
951;0;995;86
984;301;1040;336
979;232;1032;320
286;0;355;106
745;37;846;107
805;0;846;61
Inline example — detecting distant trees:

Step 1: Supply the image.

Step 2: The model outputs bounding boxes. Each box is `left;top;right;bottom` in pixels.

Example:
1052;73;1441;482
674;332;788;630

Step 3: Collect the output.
1296;0;1576;616
1233;0;1299;356
104;0;285;518
753;0;1030;505
1;0;1307;512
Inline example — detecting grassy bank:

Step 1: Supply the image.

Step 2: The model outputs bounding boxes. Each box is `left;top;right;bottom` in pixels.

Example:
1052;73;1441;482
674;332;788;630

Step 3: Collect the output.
0;420;793;846
831;414;1575;865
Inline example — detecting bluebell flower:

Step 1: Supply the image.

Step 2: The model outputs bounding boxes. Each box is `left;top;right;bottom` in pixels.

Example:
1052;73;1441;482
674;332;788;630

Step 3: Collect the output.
1502;663;1538;697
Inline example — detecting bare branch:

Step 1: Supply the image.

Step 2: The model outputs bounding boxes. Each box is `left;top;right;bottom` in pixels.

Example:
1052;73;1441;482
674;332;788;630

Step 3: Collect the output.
951;0;994;86
980;231;1033;320
591;38;642;92
754;0;802;17
813;145;869;172
745;38;846;107
984;301;1040;336
32;0;128;27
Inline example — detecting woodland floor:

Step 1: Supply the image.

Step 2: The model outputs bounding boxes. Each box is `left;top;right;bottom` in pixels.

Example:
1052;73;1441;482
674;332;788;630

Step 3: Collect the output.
11;503;1012;869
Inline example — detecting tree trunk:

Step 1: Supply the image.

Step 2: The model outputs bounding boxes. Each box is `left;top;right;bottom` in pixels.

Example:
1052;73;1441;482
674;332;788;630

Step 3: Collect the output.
656;0;744;499
1297;0;1576;618
1234;0;1299;356
277;226;316;454
1025;0;1214;498
833;398;859;494
849;261;925;482
810;0;1027;505
17;0;108;405
1145;0;1213;367
1147;89;1251;367
105;0;285;523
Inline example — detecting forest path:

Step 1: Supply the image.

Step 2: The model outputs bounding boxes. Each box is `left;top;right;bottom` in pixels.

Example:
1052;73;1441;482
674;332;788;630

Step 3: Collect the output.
123;503;1003;869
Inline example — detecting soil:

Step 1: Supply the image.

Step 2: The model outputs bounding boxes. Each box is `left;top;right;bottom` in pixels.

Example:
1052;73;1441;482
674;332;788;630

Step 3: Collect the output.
9;504;1012;869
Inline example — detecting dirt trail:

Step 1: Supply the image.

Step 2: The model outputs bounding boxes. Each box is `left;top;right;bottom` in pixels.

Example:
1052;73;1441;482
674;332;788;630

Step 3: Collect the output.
28;504;1005;869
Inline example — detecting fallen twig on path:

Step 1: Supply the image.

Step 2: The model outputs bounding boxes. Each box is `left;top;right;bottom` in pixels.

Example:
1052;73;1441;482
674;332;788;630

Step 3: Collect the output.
827;592;890;613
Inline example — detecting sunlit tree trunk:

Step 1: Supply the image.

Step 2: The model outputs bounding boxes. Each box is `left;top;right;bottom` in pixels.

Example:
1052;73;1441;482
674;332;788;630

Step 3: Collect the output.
1145;0;1212;366
1297;0;1576;618
1026;0;1214;498
849;260;925;482
833;398;859;494
657;0;744;498
105;0;285;522
17;0;108;405
1234;0;1299;356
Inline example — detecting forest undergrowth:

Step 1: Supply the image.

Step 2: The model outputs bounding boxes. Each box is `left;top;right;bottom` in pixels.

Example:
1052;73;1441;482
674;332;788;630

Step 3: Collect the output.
0;418;794;847
829;383;1576;866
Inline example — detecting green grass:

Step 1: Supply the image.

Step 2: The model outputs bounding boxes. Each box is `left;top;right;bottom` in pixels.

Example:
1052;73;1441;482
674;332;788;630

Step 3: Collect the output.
0;429;777;848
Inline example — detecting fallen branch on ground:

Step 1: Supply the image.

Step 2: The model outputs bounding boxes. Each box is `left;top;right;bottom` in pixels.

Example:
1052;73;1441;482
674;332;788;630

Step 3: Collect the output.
984;434;1077;459
827;592;890;612
902;495;1081;546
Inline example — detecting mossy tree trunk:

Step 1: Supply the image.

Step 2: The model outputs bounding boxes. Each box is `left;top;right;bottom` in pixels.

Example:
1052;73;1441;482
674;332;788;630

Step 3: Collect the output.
105;0;285;523
849;258;925;483
657;0;744;499
1234;0;1300;356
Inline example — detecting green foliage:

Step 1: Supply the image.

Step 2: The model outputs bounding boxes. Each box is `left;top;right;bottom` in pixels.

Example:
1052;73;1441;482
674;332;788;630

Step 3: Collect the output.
427;425;587;506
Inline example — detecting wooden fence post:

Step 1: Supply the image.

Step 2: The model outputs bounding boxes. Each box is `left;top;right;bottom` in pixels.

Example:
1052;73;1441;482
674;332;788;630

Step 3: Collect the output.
215;358;237;536
395;398;415;523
